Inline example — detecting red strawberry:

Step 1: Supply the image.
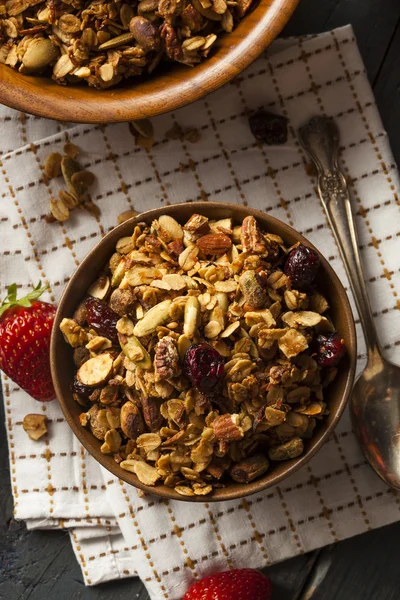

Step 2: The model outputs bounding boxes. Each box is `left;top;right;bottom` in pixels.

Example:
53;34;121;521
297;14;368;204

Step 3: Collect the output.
183;568;272;600
0;282;56;402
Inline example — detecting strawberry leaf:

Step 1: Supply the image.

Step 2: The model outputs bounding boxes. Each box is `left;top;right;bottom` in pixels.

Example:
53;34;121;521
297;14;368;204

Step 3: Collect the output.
5;283;17;304
0;282;49;317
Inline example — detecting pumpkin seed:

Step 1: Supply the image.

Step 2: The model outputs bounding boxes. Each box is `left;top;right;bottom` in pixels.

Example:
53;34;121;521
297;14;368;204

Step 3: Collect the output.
22;38;59;72
61;157;86;198
133;300;172;337
98;32;136;50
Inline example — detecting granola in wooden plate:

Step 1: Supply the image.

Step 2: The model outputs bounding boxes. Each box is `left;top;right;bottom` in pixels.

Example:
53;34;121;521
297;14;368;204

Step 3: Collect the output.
1;0;255;88
60;213;346;496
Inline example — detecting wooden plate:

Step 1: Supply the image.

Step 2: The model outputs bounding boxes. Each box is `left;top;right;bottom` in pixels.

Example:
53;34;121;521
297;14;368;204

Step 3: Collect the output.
50;202;356;502
0;0;299;123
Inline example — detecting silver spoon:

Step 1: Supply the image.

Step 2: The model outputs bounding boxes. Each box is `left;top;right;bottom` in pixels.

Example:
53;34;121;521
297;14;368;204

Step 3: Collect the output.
299;116;400;490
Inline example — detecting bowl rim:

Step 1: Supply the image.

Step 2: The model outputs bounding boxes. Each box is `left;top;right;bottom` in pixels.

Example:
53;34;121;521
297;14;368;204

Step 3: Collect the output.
0;0;300;123
51;201;357;502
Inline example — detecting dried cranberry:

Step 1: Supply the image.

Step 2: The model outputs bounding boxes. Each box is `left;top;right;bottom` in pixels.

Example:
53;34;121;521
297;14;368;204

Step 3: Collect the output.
284;244;320;289
316;332;346;367
71;377;93;398
249;110;288;145
85;297;119;343
184;343;225;395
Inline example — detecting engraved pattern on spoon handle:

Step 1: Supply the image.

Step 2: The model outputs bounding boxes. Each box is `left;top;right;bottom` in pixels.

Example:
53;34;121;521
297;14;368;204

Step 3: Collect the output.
299;116;380;353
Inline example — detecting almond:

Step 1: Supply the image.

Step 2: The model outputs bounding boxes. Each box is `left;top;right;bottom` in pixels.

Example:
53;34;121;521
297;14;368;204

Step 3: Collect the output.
77;353;113;386
196;233;232;255
87;275;110;300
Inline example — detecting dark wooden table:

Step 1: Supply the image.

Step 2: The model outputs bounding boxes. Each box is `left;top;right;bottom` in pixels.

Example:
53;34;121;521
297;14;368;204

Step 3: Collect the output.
2;1;400;598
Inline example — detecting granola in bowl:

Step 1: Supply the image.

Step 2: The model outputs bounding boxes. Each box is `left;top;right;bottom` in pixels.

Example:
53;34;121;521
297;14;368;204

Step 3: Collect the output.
60;212;346;497
0;0;255;88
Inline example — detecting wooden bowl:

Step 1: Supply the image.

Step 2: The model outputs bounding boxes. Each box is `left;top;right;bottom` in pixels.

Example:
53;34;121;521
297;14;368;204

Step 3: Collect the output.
0;0;299;123
51;202;356;502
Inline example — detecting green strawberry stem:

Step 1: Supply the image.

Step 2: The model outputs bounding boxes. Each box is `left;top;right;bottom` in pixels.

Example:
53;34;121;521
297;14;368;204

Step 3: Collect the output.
0;282;48;317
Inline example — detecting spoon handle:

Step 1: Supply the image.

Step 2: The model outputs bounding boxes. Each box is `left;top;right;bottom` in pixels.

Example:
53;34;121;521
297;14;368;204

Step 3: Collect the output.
299;116;380;354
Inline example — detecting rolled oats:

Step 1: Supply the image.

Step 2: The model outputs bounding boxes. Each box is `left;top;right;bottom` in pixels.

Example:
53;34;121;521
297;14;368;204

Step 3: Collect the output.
61;212;345;496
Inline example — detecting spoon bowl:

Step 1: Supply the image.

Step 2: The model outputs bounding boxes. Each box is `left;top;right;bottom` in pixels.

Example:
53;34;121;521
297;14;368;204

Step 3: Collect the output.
351;349;400;489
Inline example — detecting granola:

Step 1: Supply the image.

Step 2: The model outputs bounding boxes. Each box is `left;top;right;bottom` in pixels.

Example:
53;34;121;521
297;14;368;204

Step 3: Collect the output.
43;144;97;223
61;213;345;496
0;0;255;88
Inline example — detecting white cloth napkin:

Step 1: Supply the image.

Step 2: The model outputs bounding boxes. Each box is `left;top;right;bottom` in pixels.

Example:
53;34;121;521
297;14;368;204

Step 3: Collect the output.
2;24;400;599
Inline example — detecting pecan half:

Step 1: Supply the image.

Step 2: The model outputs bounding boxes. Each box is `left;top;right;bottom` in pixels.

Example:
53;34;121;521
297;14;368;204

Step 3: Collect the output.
212;414;244;441
160;23;182;61
241;216;266;253
154;337;181;380
181;4;204;32
141;395;163;431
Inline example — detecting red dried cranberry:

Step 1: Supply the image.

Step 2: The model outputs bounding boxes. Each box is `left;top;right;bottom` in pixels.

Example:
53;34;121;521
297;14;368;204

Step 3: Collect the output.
249;110;288;145
184;343;225;395
85;297;119;343
316;332;346;367
284;244;320;289
71;378;93;397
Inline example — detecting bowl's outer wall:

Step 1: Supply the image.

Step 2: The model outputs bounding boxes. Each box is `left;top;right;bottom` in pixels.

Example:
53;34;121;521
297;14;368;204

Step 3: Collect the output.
51;202;357;502
0;0;299;123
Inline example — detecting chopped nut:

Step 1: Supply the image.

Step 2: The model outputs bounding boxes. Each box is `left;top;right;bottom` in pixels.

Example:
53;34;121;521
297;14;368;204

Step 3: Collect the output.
60;318;88;348
23;414;47;441
278;329;308;359
184;214;210;240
